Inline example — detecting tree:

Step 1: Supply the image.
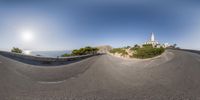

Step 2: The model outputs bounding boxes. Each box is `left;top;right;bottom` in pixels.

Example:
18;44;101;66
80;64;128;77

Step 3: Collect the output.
173;44;177;48
72;49;79;55
130;44;140;51
92;48;99;54
124;46;131;49
71;46;99;56
134;44;140;48
61;53;71;57
11;47;22;53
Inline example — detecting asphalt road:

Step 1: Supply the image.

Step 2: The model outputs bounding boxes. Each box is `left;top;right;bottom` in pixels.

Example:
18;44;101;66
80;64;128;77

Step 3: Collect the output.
0;50;200;100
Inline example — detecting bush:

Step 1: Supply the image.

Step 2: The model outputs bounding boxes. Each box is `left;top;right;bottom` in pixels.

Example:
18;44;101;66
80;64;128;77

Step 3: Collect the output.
123;46;131;49
121;50;128;57
130;44;140;51
61;53;71;57
109;48;128;56
72;49;79;55
142;44;153;48
71;46;99;56
110;48;123;54
132;47;165;59
62;46;99;57
11;47;22;53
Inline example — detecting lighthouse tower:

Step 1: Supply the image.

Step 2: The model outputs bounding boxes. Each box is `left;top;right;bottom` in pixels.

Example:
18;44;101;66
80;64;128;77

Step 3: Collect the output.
151;32;155;41
145;32;158;47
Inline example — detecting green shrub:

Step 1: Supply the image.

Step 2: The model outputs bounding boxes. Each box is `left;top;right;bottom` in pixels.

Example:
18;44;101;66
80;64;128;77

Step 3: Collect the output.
110;48;123;54
142;44;153;48
123;46;131;49
62;46;99;57
61;53;72;57
11;47;22;53
130;44;140;51
132;47;165;59
109;48;128;56
121;50;128;56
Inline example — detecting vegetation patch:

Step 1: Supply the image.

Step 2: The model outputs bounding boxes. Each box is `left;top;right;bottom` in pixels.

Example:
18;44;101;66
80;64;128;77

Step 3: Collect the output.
131;45;165;59
11;47;23;53
61;53;71;57
62;46;99;57
110;44;165;59
109;48;128;57
132;48;165;59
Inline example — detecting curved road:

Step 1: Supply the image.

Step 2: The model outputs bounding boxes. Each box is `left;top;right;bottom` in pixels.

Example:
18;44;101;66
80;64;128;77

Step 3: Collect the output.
0;50;200;100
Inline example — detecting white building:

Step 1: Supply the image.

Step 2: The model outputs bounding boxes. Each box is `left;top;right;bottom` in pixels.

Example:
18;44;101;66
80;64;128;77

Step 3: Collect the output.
140;32;173;48
163;43;170;48
145;32;159;47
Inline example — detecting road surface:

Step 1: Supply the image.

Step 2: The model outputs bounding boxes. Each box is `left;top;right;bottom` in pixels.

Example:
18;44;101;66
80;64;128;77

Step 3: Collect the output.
0;50;200;100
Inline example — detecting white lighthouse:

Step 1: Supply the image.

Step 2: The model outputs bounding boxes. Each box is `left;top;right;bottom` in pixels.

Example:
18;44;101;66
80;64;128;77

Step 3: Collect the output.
145;32;158;47
151;32;155;41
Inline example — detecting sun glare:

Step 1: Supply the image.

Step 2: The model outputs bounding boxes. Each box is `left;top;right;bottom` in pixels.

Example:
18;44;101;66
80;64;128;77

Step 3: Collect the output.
24;50;31;55
21;30;34;42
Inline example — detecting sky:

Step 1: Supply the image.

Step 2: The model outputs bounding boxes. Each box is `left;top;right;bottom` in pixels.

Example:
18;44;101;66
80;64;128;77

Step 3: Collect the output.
0;0;200;51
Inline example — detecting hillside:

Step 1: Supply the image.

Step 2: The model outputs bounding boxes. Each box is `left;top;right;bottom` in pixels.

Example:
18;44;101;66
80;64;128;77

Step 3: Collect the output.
96;45;113;53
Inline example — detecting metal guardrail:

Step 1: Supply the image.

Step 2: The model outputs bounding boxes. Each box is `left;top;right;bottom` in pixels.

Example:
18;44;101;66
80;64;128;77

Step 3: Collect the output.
179;49;200;55
167;48;200;55
0;51;96;62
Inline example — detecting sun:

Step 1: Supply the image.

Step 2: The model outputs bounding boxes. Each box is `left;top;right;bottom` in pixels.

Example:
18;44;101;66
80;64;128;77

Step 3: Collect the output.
24;50;31;55
21;30;34;42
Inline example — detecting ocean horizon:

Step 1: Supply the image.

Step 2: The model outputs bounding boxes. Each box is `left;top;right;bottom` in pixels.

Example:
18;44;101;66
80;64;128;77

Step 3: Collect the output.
30;50;71;58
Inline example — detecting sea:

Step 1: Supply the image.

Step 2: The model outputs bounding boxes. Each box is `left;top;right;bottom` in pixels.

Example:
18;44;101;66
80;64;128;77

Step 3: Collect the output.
30;50;71;58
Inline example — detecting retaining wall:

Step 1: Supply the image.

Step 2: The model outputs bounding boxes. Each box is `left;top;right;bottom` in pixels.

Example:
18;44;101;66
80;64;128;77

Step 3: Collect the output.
0;51;96;62
168;48;200;55
180;49;200;54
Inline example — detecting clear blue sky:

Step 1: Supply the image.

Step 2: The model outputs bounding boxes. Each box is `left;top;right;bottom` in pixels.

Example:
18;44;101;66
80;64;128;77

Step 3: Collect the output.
0;0;200;51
